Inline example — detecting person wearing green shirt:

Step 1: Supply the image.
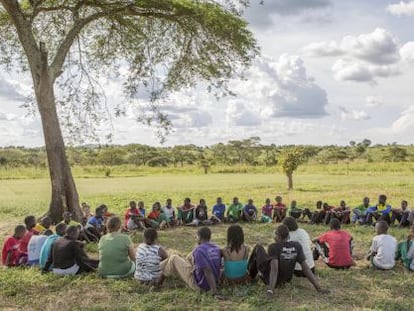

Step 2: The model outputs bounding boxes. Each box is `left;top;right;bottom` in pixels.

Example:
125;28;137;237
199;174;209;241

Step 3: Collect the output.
352;197;370;225
227;197;243;223
289;200;303;219
98;216;135;278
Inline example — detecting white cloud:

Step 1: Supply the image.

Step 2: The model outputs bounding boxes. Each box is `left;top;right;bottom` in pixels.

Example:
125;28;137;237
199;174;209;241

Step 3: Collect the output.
0;77;27;101
339;106;370;121
391;106;414;132
225;101;261;126
303;41;343;57
387;1;414;16
332;58;399;83
365;96;384;107
400;42;414;62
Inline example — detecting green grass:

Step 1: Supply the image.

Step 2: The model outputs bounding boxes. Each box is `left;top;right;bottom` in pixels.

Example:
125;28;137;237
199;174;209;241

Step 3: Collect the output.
1;170;414;310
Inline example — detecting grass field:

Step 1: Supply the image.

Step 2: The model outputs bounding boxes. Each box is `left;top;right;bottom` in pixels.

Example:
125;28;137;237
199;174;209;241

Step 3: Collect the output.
1;169;414;310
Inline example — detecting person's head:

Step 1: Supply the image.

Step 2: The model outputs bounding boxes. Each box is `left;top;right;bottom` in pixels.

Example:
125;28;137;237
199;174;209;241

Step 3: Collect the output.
217;197;222;204
265;198;270;205
184;197;191;205
323;203;329;209
66;225;80;240
378;194;387;205
40;216;52;229
98;204;108;213
107;216;122;233
199;199;206;206
197;226;211;244
375;220;389;235
282;216;298;232
248;198;253;205
129;201;137;209
290;200;297;208
81;203;90;214
166;198;172;206
329;218;341;230
227;224;244;252
233;197;239;204
24;215;36;229
144;228;158;245
55;223;67;236
340;200;346;208
14;225;27;239
401;200;408;210
95;206;104;217
316;201;322;209
62;211;72;222
138;201;144;209
152;202;159;211
43;229;53;236
274;224;289;242
275;196;282;203
363;197;370;206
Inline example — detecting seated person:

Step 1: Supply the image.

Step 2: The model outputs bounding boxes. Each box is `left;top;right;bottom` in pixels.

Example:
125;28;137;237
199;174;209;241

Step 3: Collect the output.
17;215;38;265
313;218;354;269
43;225;98;275
34;216;52;233
27;229;53;266
329;200;351;224
309;201;323;224
321;203;335;225
211;197;226;224
273;196;287;222
288;200;303;219
124;201;145;231
248;224;329;298
226;197;243;223
367;220;397;270
162;198;177;226
1;225;26;267
161;227;222;298
395;225;414;271
147;202;167;229
242;199;257;222
283;217;315;276
352;197;370;225
98;216;136;278
39;223;67;270
391;200;411;227
84;206;106;241
101;204;115;221
177;198;195;225
61;211;81;227
135;228;168;286
261;198;273;223
221;225;250;283
191;199;211;226
366;194;392;225
81;202;92;219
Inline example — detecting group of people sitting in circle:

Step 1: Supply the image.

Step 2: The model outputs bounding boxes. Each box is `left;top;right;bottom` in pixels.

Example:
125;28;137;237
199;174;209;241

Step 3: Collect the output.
2;193;414;299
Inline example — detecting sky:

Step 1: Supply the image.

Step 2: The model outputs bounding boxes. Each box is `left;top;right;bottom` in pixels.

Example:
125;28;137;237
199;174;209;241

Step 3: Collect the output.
1;0;414;147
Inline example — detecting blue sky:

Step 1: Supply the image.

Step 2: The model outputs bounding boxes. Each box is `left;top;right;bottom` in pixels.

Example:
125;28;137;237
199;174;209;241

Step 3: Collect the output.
1;0;414;147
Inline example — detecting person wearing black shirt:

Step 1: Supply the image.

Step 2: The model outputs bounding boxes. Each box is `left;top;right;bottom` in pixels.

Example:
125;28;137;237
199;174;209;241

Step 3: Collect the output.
248;224;329;298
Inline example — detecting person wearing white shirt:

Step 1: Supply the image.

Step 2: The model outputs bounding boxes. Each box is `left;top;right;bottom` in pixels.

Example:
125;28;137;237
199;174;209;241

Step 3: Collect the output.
367;221;397;270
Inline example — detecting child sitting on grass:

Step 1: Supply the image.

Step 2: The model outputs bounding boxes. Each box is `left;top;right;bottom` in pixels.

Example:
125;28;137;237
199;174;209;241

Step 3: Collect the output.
2;225;26;267
396;224;414;271
367;220;397;270
147;202;167;229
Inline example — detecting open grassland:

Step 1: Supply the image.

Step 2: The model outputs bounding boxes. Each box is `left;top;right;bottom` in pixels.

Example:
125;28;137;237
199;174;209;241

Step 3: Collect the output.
1;168;414;310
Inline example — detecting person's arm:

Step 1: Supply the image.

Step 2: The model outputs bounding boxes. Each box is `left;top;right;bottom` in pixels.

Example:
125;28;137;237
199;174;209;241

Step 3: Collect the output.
158;247;168;261
43;243;54;272
74;242;95;272
5;251;14;267
202;266;219;295
406;243;414;260
301;261;330;294
128;244;136;262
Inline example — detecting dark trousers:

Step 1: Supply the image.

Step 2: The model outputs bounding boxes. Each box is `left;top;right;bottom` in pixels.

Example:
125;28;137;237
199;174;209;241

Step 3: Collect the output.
248;245;271;285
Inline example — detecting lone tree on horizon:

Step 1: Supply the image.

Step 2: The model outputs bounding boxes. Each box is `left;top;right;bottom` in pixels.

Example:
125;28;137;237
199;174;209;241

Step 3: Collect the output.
0;0;257;222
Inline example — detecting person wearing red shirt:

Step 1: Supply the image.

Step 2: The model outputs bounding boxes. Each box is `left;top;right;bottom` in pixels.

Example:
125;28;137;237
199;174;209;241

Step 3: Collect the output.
17;215;38;265
273;196;287;222
2;225;26;267
313;218;354;269
124;201;145;230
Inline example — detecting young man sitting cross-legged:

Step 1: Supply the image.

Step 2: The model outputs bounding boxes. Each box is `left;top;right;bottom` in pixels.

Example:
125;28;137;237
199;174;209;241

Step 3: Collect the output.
248;224;329;298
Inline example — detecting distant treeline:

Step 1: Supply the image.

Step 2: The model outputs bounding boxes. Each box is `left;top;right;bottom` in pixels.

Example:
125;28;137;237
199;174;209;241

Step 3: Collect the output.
0;137;413;169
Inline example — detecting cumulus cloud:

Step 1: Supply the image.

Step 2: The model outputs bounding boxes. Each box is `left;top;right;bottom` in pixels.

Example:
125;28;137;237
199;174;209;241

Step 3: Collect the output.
400;42;414;62
387;1;414;16
338;106;370;121
392;106;414;132
229;54;328;120
303;41;343;57
332;59;399;83
0;78;27;101
365;96;384;107
225;101;261;126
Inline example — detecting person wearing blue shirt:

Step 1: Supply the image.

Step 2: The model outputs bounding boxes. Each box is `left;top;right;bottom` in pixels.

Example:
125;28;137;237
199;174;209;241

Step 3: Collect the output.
85;206;105;240
365;194;392;225
242;199;257;222
39;223;67;270
211;197;226;223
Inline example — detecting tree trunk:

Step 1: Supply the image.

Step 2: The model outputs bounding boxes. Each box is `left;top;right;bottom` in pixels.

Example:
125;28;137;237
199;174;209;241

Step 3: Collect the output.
34;48;82;223
287;172;293;190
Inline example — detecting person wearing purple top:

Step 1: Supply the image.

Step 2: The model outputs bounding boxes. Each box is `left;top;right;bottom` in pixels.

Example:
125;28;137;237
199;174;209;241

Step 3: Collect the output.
161;227;222;298
210;197;226;223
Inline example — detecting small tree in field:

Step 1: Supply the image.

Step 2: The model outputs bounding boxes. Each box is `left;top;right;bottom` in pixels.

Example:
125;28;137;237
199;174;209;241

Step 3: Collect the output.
0;0;257;222
278;147;306;190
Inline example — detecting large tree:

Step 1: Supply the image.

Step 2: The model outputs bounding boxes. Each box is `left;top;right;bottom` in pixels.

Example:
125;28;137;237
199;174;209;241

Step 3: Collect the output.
0;0;257;222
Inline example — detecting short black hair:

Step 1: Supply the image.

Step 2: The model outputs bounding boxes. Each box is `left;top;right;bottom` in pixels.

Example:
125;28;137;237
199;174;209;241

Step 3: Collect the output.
66;225;79;238
144;228;158;245
129;201;136;208
330;218;341;230
24;215;36;228
198;226;211;241
283;216;298;231
276;224;289;240
376;220;389;233
55;223;67;236
14;224;26;235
